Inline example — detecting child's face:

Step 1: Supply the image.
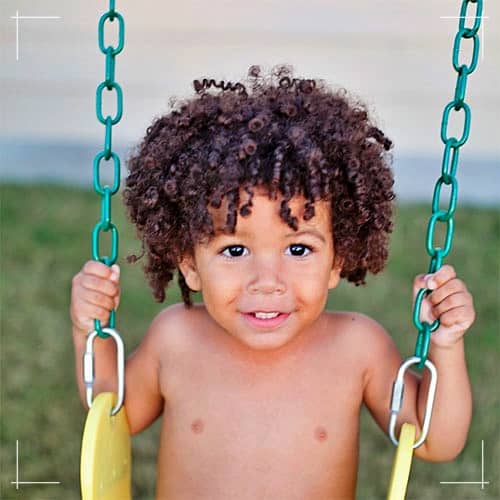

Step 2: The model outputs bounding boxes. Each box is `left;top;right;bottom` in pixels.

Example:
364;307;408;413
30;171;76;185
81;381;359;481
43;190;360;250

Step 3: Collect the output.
179;188;342;352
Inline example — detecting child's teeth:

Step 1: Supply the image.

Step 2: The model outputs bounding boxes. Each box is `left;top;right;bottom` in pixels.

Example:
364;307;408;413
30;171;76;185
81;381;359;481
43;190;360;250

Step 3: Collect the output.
254;312;280;319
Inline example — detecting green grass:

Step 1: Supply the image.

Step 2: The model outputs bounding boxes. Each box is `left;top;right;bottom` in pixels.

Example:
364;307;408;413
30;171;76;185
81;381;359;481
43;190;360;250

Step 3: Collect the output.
1;184;498;500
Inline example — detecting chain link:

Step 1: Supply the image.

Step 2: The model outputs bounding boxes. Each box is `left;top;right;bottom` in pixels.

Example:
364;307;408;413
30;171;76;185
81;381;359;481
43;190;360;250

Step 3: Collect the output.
92;0;125;338
412;0;482;368
452;28;480;74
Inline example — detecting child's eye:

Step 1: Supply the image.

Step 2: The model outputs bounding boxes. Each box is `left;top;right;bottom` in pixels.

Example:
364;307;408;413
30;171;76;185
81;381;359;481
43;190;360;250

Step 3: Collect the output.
285;244;313;257
221;245;249;258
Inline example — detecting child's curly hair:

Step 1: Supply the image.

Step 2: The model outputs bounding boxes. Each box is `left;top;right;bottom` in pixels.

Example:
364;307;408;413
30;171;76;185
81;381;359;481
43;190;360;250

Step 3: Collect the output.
124;64;395;305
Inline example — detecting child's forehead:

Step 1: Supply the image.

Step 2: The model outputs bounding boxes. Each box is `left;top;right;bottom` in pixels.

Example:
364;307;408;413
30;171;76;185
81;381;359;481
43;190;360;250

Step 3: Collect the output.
208;187;332;233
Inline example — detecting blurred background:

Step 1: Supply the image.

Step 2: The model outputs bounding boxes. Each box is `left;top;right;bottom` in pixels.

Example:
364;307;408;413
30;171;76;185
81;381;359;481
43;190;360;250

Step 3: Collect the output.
1;0;499;202
1;1;499;499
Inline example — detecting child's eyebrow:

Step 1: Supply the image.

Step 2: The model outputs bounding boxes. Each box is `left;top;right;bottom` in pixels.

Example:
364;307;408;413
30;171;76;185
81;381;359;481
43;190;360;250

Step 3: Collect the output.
284;229;326;243
211;228;327;243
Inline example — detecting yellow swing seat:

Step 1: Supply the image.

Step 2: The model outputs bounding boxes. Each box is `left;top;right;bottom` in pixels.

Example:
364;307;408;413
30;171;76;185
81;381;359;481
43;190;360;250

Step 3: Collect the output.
80;392;131;500
386;423;416;500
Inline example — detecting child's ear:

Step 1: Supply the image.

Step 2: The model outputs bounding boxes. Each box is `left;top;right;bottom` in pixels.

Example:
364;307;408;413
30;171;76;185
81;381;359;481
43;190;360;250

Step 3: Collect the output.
327;255;343;289
178;255;202;291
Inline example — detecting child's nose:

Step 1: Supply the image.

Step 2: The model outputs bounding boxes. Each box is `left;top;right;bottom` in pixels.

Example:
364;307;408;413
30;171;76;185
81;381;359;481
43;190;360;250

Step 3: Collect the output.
246;256;287;295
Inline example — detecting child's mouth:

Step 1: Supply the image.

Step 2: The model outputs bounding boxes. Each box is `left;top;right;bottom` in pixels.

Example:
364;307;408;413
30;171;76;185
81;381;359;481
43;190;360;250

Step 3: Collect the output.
242;311;290;329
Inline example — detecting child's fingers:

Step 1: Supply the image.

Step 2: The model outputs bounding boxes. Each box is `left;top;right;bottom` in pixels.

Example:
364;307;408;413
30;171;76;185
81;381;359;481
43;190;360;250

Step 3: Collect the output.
81;300;113;321
70;298;114;332
109;265;120;308
71;280;116;314
412;276;437;323
412;274;427;300
79;273;119;297
424;264;456;290
80;288;117;312
79;273;118;298
431;290;473;318
82;259;114;278
110;264;120;283
413;267;473;328
71;262;120;331
435;304;475;330
427;278;470;306
73;261;119;299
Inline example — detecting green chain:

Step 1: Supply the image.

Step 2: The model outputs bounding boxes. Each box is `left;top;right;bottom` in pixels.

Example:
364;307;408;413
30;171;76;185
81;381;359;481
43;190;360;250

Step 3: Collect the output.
413;0;482;368
92;0;125;339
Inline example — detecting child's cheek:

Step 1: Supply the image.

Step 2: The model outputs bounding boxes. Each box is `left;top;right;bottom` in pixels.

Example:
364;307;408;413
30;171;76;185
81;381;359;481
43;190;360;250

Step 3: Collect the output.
206;260;247;290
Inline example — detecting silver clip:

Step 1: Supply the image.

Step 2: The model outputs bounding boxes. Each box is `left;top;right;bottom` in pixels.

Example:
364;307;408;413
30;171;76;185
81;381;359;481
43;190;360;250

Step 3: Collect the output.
83;327;125;416
388;356;438;449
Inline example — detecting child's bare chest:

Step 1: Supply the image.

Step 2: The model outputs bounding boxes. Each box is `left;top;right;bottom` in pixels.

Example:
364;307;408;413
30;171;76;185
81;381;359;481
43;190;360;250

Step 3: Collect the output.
155;339;363;499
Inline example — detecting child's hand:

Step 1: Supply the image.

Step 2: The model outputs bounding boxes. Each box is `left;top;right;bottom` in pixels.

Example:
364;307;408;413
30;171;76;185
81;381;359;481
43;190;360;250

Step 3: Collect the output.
413;265;475;348
70;260;121;333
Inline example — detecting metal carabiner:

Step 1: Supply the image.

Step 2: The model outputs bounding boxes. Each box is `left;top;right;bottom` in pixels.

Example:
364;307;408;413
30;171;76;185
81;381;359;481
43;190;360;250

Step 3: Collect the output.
83;327;125;416
388;356;438;449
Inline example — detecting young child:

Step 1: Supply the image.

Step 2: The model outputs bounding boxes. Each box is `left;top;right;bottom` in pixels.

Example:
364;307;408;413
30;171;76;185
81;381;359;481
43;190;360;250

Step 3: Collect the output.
71;65;475;499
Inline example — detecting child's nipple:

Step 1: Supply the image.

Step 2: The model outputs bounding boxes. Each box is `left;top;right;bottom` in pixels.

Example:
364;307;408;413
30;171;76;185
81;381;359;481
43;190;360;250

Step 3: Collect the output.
314;426;328;443
191;419;204;434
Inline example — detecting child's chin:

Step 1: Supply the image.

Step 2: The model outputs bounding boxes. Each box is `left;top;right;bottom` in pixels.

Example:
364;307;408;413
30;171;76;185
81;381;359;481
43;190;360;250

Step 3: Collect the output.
235;330;297;352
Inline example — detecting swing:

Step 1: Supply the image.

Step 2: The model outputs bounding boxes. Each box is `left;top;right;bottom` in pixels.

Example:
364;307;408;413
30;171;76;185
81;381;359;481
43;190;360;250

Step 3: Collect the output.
81;394;130;499
80;1;130;498
79;1;483;499
385;0;483;497
81;329;130;499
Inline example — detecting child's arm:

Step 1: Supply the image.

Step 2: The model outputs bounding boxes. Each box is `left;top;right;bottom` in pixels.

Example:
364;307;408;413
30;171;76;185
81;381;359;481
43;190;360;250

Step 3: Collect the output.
361;264;475;462
71;260;163;435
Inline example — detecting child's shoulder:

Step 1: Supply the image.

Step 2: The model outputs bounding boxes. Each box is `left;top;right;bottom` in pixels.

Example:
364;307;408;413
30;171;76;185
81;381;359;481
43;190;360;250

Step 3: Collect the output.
320;310;397;357
145;302;213;347
323;310;389;335
318;311;401;394
151;301;203;323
